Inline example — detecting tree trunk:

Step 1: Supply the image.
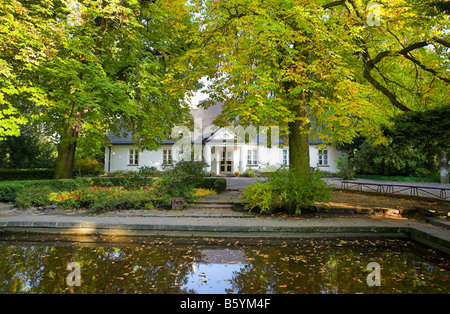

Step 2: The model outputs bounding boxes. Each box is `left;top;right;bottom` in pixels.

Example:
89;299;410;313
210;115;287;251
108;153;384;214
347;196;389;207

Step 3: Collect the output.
54;114;83;179
288;103;310;179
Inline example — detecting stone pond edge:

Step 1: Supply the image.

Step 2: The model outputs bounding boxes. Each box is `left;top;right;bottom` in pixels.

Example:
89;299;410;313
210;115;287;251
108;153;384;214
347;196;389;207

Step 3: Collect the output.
1;220;449;255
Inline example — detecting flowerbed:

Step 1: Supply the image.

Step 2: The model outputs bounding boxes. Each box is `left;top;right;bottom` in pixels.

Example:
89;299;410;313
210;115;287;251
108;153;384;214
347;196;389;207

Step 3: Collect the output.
48;186;157;211
16;185;218;212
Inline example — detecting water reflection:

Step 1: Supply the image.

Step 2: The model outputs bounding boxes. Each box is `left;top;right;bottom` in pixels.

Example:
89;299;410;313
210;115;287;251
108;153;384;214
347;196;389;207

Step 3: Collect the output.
0;238;448;294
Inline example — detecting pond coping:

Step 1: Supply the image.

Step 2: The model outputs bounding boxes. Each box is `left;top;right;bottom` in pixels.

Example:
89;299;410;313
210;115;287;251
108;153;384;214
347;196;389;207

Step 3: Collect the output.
0;214;449;255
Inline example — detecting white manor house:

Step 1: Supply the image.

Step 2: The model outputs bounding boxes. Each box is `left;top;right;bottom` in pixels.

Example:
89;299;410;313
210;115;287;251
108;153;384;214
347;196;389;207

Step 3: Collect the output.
104;102;342;175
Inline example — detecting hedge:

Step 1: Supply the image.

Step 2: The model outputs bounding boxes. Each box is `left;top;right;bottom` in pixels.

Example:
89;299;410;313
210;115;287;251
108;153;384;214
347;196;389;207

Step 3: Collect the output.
196;178;227;193
0;169;55;181
0;177;227;202
0;177;152;202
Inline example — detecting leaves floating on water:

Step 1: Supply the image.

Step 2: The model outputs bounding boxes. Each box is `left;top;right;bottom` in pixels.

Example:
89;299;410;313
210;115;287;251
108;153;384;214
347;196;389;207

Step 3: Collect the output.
0;238;448;293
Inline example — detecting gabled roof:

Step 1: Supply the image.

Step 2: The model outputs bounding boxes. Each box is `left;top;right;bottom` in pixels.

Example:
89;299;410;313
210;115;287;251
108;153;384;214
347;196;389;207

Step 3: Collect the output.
107;132;175;145
107;101;327;146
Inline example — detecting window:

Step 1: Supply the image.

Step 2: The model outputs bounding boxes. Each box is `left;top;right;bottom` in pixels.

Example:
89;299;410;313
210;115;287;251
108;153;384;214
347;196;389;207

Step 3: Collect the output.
282;149;289;165
129;149;139;166
163;149;173;165
318;149;328;166
247;149;258;165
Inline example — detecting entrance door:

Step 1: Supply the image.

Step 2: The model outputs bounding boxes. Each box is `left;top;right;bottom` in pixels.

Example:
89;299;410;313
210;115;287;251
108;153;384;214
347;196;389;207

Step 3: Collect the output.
220;147;233;174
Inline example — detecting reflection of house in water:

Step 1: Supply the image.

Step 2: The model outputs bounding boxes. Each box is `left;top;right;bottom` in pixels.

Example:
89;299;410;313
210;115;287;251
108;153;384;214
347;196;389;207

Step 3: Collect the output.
198;249;246;264
182;248;247;294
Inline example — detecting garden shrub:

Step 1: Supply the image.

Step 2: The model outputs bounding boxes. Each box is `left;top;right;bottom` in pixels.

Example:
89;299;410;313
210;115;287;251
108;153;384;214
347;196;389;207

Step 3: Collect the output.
336;153;355;180
50;186;156;212
73;157;102;176
0;177;150;202
196;178;226;192
0;169;55;181
241;168;331;215
120;172;150;190
213;178;227;193
241;181;279;213
155;160;208;206
15;185;53;209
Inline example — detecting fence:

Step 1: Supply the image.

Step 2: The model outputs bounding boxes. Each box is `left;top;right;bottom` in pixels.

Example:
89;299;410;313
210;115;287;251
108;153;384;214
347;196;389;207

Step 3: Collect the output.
340;180;450;200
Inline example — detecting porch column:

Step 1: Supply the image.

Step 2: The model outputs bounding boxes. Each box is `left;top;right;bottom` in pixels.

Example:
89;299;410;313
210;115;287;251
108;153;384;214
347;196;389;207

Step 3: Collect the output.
204;145;212;172
216;147;220;175
239;145;246;173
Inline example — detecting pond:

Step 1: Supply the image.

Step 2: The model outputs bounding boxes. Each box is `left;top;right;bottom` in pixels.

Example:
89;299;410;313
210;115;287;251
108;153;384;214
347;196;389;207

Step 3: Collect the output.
0;235;448;294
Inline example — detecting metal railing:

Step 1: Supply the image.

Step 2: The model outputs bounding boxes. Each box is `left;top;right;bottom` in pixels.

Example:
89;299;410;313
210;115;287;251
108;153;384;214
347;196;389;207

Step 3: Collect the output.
340;181;450;200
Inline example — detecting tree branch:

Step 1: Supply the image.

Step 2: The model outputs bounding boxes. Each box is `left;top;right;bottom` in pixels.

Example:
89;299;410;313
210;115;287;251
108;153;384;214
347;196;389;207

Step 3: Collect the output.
363;66;411;112
366;38;450;84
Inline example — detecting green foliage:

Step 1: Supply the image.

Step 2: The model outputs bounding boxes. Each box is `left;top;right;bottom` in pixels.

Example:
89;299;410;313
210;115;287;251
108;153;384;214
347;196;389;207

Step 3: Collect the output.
195;178;227;193
336;154;355;180
0;177;151;202
73;157;102;176
51;186;155;212
242;169;331;215
213;178;227;193
242;181;279;214
0;125;56;169
138;166;162;176
243;169;257;177
155;160;208;206
1;0;194;178
0;169;55;181
15;186;53;209
382;106;450;168
121;172;150;190
351;140;436;177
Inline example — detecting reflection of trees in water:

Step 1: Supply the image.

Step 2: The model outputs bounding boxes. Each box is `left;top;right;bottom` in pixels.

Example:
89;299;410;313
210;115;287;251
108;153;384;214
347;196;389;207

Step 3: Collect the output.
0;239;448;294
228;240;450;294
0;243;201;294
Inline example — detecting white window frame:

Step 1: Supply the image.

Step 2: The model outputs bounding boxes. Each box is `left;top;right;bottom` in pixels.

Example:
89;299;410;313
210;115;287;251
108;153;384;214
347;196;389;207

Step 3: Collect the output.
282;149;289;165
163;149;173;165
318;149;328;166
247;149;258;166
129;149;139;166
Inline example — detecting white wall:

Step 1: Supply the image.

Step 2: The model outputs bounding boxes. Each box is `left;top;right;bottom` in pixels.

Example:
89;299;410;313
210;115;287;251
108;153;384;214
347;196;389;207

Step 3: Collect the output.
105;145;183;173
309;145;342;173
105;144;342;173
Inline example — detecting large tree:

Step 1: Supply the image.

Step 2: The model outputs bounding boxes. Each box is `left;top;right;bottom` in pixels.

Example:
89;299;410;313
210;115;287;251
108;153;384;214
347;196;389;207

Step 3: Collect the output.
1;0;194;178
172;0;373;178
170;0;448;178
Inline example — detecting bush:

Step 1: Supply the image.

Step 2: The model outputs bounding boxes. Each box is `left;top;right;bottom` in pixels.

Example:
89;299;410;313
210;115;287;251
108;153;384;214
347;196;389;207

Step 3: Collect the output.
121;172;151;190
336;153;355;180
213;178;227;193
241;169;331;215
0;169;55;181
196;178;227;193
155;160;208;206
15;185;53;209
50;186;156;212
351;140;437;177
241;181;279;213
0;177;152;202
74;157;102;176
